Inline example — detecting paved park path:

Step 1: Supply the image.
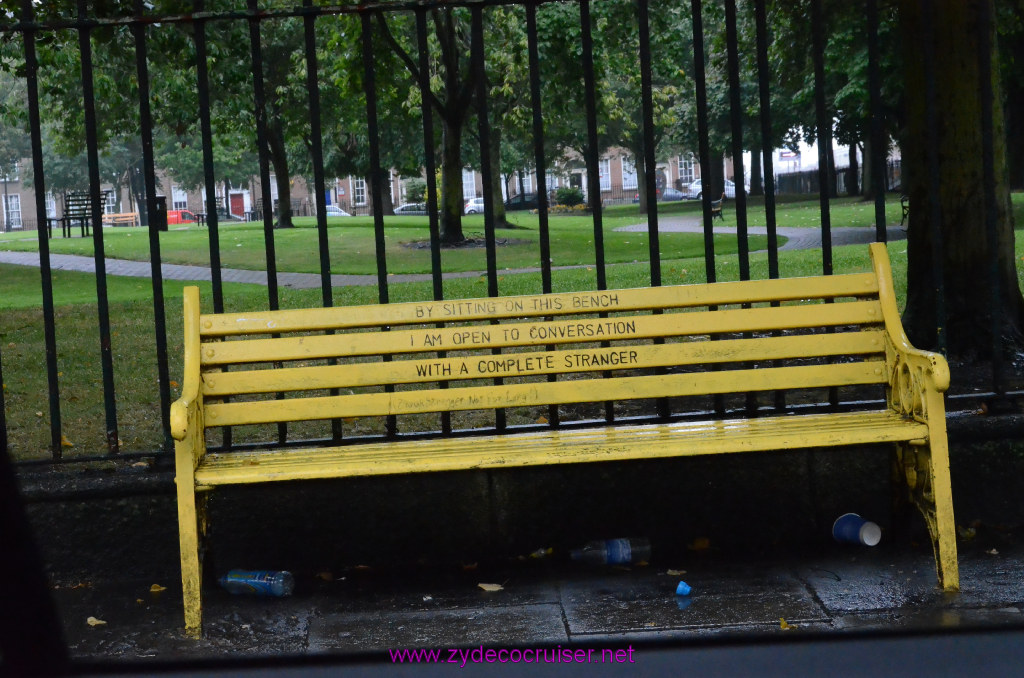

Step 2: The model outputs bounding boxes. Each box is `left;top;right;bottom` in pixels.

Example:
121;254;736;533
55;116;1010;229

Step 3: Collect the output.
0;218;905;289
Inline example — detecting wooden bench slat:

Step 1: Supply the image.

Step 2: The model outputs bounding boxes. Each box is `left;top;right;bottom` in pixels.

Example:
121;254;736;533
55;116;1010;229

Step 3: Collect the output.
194;411;927;486
200;300;884;366
202;330;887;397
204;360;887;427
199;273;880;336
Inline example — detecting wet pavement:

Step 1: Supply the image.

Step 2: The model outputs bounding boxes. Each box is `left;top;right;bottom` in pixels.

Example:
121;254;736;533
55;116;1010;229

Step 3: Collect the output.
45;534;1024;664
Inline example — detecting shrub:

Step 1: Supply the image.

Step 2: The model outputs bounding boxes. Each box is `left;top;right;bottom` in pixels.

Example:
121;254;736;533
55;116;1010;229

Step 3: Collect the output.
404;178;427;203
554;186;585;207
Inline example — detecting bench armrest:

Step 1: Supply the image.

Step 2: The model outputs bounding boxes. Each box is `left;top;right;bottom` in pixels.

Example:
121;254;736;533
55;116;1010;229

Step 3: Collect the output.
171;286;206;468
869;243;949;422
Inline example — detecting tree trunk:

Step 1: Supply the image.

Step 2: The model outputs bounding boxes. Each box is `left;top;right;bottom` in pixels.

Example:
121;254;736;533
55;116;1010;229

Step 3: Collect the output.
749;144;763;197
368;171;395;216
635;153;649;214
825;140;837;198
847;144;860;197
862;136;876;200
439;117;466;244
266;122;293;228
900;0;1024;359
488;125;511;228
709;150;725;199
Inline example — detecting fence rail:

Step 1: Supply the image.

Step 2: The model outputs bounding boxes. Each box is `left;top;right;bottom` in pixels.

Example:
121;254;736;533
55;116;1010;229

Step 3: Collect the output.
0;0;1005;463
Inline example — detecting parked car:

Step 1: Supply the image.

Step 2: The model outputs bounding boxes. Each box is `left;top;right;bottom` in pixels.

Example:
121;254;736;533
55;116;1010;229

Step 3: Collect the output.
684;178;749;200
659;187;685;202
464;197;485;214
632;187;686;203
323;205;351;217
394;202;428;216
504;192;539;211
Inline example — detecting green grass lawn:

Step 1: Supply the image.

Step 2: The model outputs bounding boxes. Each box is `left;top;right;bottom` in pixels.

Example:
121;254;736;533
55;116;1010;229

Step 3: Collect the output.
0;209;769;276
0;193;914;276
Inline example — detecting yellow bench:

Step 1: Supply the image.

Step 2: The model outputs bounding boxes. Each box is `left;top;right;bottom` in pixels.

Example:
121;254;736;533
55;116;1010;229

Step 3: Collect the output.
171;243;958;635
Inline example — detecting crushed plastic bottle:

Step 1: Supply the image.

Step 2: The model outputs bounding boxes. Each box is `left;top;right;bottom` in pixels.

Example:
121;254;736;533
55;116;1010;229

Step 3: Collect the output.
570;537;651;565
218;570;295;597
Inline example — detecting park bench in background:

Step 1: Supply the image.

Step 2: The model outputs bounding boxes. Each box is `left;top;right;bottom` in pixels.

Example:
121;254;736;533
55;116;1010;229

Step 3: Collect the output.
171;242;958;635
59;190;112;237
101;212;138;227
711;192;726;221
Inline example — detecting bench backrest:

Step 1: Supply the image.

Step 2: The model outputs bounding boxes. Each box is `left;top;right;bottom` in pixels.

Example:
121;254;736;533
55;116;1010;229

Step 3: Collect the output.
63;190;112;218
183;245;908;442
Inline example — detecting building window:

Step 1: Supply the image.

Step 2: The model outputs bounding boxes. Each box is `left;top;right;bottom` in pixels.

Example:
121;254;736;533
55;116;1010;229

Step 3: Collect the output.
353;177;366;206
3;194;22;229
268;174;278;201
678;154;695;184
46;193;57;219
520;171;532;194
599;158;611;191
171;185;188;210
462;168;476;199
104;191;117;214
622;157;638;191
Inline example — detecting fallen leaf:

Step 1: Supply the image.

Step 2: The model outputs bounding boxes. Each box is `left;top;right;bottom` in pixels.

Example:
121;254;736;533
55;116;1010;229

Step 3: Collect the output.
87;616;107;627
149;584;167;593
478;583;504;592
666;569;687;576
135;599;144;605
61;435;74;448
132;462;148;468
35;411;43;417
987;548;999;555
536;416;548;424
779;618;797;630
170;380;179;388
529;547;552;559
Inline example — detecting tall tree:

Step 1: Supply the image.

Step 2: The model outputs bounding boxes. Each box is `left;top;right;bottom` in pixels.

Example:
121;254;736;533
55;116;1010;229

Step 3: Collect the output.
900;0;1024;358
375;7;477;243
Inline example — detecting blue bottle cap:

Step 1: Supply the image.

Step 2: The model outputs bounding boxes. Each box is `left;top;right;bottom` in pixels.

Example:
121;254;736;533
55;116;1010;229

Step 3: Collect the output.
676;581;692;596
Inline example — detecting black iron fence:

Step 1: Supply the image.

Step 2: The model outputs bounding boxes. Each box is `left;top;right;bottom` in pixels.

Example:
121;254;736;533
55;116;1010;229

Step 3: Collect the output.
0;0;1011;463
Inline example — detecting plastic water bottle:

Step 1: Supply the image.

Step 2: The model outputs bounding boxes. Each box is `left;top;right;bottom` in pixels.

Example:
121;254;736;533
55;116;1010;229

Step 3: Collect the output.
570;537;651;565
218;570;295;597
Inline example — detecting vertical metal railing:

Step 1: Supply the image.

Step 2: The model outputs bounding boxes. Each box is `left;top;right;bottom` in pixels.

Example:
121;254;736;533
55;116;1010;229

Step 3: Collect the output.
360;11;397;438
976;0;1003;394
415;8;452;436
810;0;833;278
194;2;226;314
77;0;121;453
21;0;64;458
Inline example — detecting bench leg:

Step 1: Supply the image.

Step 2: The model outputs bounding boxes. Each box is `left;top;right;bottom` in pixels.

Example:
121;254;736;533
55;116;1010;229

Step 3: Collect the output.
895;440;959;591
176;481;207;637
